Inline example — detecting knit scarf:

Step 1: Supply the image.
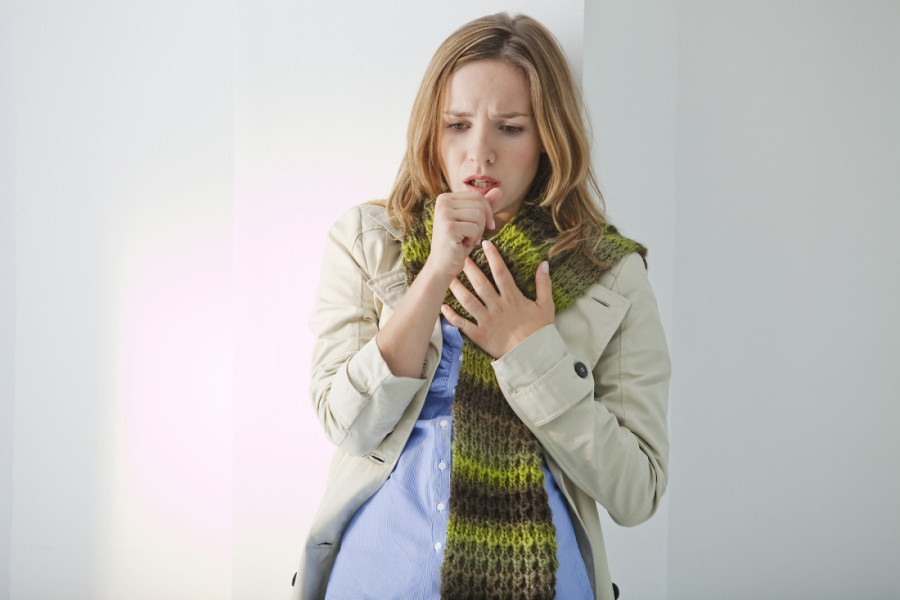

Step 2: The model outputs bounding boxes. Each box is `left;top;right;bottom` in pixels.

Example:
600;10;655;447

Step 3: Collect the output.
401;198;645;600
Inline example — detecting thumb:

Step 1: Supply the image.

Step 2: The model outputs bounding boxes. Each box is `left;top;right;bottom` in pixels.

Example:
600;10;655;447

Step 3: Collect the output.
482;188;500;230
535;261;553;307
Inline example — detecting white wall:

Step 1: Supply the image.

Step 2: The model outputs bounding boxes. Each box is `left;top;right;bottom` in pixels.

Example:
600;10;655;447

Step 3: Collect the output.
233;3;584;598
1;0;16;596
583;2;677;598
9;1;234;598
5;2;588;600
667;2;900;598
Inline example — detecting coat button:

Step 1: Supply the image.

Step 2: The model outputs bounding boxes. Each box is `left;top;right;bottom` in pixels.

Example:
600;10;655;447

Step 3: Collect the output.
574;361;589;378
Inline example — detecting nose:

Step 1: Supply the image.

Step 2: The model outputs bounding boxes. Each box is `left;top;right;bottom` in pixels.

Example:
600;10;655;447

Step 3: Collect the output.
467;126;495;165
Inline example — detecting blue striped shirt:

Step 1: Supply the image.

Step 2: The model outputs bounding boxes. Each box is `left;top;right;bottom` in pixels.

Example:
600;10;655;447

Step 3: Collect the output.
325;318;592;599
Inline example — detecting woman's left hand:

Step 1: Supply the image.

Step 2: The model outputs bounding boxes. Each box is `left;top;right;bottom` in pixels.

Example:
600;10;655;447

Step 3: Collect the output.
441;239;554;359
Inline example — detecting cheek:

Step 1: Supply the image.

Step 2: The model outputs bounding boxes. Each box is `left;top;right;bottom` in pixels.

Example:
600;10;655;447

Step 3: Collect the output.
513;143;541;175
438;139;455;172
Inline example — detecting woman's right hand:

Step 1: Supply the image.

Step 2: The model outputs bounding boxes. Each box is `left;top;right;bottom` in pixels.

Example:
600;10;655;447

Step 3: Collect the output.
374;189;497;379
426;190;498;281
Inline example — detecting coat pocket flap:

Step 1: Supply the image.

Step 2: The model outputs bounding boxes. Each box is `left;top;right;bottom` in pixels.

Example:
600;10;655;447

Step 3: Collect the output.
557;284;631;363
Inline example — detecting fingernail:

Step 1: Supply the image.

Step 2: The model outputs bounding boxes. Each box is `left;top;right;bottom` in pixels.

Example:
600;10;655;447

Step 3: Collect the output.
541;261;550;274
482;239;491;249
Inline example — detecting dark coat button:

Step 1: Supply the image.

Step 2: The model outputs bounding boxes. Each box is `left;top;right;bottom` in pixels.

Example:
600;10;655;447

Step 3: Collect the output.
574;361;589;378
292;572;297;586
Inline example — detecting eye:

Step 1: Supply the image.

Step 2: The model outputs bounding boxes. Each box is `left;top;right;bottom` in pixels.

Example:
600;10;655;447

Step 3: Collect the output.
500;125;524;135
447;122;468;131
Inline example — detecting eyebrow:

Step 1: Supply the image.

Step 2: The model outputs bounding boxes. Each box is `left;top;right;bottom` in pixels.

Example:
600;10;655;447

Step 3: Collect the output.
444;111;532;119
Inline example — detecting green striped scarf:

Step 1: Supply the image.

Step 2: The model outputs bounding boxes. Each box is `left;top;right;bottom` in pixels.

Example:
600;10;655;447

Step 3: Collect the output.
402;198;645;599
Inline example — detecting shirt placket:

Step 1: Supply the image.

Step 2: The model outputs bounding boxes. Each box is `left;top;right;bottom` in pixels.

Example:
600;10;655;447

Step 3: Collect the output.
431;415;451;560
431;322;460;565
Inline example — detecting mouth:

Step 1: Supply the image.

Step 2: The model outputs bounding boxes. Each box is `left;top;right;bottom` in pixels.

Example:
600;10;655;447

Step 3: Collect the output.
464;176;500;195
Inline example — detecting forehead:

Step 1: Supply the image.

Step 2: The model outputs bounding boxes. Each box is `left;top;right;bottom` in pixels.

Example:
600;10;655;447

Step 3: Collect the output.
443;60;532;113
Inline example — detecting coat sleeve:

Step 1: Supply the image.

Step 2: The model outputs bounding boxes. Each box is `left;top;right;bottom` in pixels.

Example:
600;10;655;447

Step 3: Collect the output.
309;206;428;456
492;252;670;526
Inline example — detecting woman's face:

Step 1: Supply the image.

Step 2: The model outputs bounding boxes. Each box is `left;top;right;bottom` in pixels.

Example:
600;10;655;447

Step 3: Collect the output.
439;60;543;231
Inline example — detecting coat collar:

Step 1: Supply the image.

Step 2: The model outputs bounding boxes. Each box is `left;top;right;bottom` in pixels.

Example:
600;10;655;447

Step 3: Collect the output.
368;203;403;240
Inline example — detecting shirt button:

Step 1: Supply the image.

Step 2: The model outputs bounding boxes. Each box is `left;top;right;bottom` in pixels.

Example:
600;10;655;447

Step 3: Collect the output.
574;361;589;378
440;419;448;428
438;461;447;471
434;542;442;551
437;502;445;511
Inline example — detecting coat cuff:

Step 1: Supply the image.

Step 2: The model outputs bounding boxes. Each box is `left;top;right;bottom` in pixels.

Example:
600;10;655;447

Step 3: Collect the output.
330;337;428;432
492;325;594;427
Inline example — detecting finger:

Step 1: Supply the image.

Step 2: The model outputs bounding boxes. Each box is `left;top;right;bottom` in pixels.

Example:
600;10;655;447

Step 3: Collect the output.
438;206;487;244
535;260;553;310
455;211;487;246
437;192;494;215
482;188;499;230
449;277;485;317
480;239;519;297
437;190;492;204
436;192;485;208
437;219;483;249
440;304;476;337
455;222;485;249
462;257;499;303
439;206;489;225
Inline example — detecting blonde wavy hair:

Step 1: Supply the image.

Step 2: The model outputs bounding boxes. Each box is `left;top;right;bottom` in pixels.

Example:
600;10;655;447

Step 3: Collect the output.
385;13;608;259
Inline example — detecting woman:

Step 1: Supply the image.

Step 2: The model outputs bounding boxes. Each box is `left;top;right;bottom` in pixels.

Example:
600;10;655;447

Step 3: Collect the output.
291;13;670;600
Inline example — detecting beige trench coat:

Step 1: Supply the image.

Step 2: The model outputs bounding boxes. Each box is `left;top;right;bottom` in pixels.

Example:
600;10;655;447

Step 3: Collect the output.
290;203;670;600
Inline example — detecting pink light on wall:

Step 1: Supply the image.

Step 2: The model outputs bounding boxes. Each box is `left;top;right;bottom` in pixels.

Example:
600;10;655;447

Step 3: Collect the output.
107;212;234;599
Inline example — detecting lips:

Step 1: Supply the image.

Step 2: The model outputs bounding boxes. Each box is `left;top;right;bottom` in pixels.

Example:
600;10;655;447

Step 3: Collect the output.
464;175;500;195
